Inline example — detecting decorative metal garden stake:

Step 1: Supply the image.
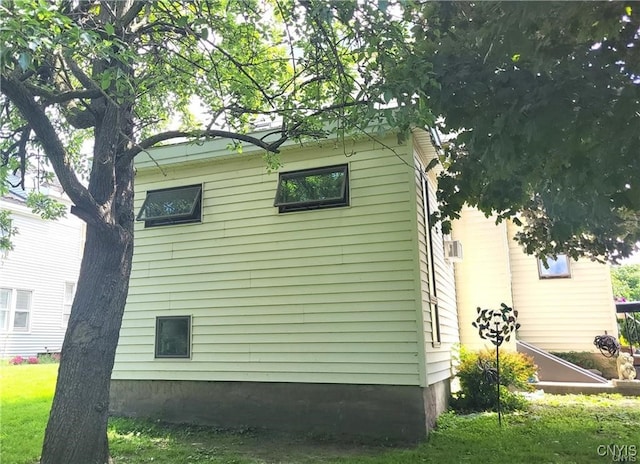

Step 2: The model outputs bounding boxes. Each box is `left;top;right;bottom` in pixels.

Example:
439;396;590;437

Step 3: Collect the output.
472;303;520;427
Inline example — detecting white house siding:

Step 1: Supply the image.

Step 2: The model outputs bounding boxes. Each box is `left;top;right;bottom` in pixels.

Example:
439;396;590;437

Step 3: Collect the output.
412;132;459;386
452;207;618;353
113;136;427;386
451;207;515;352
506;221;618;352
0;199;84;357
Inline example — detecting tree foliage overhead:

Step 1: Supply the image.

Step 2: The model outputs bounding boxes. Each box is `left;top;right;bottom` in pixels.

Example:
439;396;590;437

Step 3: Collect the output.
0;0;419;194
399;1;640;261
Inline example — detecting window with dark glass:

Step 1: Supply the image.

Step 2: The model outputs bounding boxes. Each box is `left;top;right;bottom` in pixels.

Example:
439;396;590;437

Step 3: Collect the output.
538;254;571;279
137;185;202;227
274;164;349;213
155;316;191;358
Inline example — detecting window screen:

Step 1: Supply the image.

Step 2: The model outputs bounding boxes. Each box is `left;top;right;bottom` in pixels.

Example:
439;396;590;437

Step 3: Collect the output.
274;165;349;213
155;316;191;358
137;185;202;227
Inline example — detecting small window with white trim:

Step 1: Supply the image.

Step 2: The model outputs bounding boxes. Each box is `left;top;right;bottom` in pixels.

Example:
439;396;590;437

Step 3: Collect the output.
538;254;571;279
137;184;202;227
274;165;349;213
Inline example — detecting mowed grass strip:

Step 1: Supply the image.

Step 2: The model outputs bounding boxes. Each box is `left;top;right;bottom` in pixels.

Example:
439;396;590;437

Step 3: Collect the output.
1;364;640;464
0;363;58;464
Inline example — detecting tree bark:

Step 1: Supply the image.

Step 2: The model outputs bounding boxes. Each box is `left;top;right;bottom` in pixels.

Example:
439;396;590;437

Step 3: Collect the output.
40;196;134;464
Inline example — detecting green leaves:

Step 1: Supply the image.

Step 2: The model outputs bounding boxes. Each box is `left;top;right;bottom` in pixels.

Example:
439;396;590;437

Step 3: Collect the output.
0;210;18;252
408;1;640;261
17;52;31;71
1;0;427;217
104;23;115;37
25;192;67;220
611;264;640;301
0;0;76;73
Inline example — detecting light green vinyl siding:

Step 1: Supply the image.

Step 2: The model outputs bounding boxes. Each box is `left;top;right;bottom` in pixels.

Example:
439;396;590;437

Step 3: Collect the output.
113;137;424;385
411;132;459;386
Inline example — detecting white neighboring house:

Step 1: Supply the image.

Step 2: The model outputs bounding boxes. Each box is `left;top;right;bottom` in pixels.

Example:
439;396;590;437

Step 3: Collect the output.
0;176;85;358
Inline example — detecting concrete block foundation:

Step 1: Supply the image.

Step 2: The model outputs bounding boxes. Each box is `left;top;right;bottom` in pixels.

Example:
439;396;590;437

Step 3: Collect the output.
110;380;450;443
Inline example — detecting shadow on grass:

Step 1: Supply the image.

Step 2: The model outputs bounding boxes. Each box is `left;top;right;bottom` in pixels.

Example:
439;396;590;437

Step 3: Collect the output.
108;417;399;464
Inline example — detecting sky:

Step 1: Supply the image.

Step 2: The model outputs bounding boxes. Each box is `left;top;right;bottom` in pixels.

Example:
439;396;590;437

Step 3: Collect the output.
621;252;640;265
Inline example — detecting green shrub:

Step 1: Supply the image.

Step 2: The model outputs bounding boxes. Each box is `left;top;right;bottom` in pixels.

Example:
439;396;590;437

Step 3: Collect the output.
451;347;537;413
550;351;619;379
550;351;597;370
37;353;61;364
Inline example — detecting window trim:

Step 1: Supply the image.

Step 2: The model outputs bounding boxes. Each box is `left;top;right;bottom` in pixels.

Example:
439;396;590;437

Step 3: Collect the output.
12;289;32;332
0;288;10;332
0;288;33;333
419;167;442;347
137;184;203;227
538;254;571;279
62;281;76;327
274;164;349;213
154;315;192;359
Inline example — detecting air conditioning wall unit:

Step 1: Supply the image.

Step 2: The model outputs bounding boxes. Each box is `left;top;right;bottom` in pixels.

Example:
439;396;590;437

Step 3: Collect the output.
444;240;463;262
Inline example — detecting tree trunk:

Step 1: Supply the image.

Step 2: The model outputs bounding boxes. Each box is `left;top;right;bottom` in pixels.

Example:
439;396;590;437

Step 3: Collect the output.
40;221;133;464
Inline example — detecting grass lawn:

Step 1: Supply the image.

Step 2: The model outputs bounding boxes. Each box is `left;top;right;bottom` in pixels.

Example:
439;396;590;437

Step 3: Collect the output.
0;363;58;464
2;364;639;464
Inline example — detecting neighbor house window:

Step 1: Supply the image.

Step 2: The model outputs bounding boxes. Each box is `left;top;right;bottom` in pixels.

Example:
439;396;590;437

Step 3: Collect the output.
155;316;191;358
538;254;571;279
137;184;202;227
0;288;33;332
0;289;9;331
62;282;76;327
13;290;32;331
274;164;349;213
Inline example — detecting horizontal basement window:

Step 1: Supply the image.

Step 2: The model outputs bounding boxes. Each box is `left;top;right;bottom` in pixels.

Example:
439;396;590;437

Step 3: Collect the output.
137;184;202;227
274;164;349;213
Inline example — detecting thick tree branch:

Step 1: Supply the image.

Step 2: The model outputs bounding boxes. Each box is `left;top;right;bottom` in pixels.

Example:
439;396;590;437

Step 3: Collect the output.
22;83;102;104
118;1;147;28
118;98;370;167
17;127;29;189
63;53;120;112
61;0;98;20
0;74;101;224
0;124;28;166
63;54;101;94
117;129;287;167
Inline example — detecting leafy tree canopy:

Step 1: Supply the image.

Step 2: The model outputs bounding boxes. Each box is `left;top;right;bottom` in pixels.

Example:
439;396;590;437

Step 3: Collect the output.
4;1;638;264
612;264;640;301
392;1;640;262
0;0;422;226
